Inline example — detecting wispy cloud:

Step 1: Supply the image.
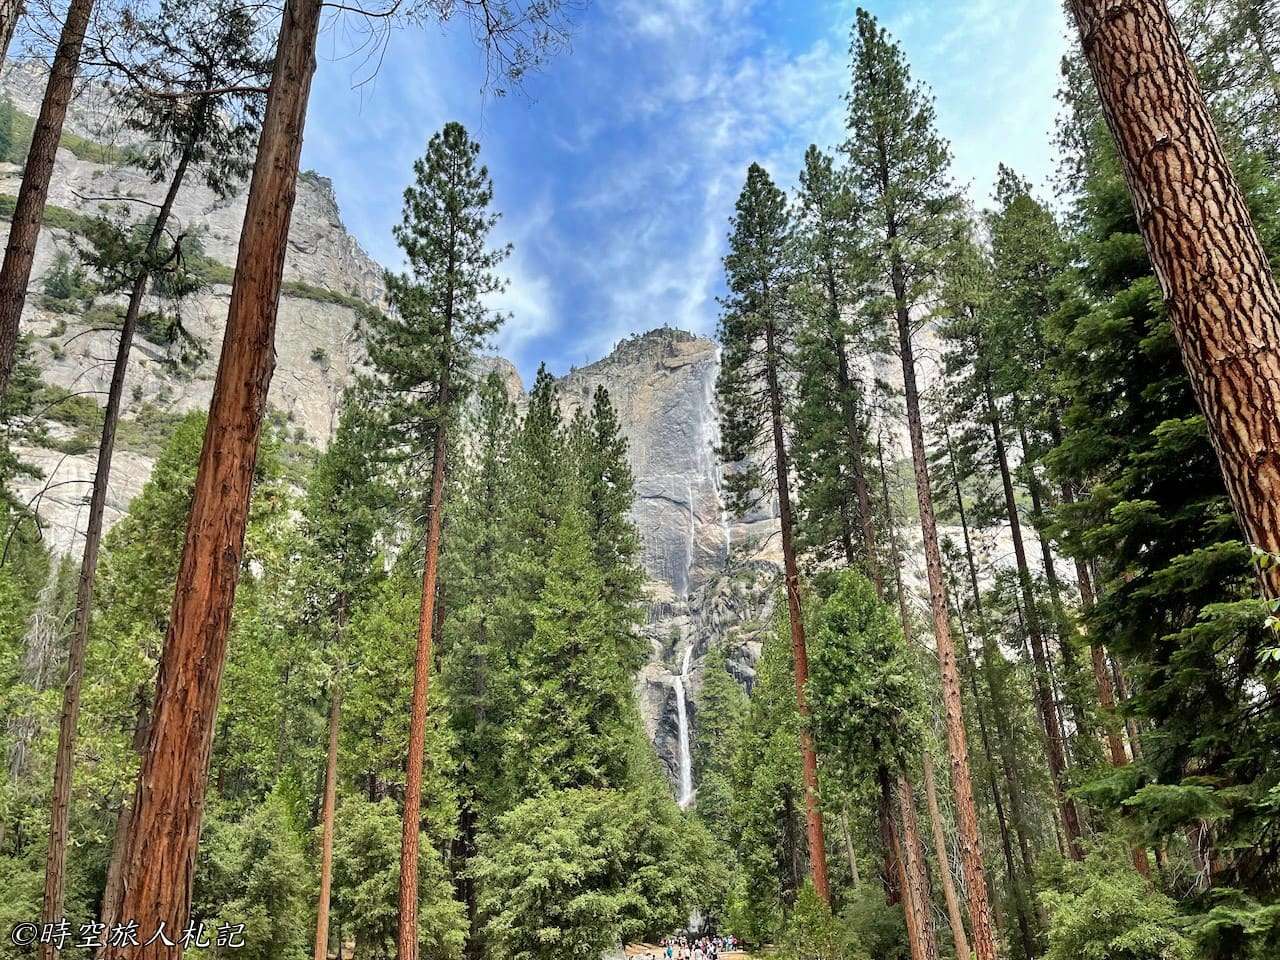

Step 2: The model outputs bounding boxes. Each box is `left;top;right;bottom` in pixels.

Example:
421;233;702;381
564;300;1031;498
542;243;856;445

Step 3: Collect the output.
302;1;1068;381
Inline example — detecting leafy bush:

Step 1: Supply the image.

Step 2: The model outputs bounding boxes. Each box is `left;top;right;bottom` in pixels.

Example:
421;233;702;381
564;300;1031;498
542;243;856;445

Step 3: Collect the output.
775;882;869;960
840;887;909;960
472;786;717;960
193;791;311;960
330;794;465;960
1041;853;1194;960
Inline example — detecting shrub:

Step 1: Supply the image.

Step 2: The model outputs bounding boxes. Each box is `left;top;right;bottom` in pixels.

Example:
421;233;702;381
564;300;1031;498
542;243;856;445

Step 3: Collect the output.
1041;852;1194;960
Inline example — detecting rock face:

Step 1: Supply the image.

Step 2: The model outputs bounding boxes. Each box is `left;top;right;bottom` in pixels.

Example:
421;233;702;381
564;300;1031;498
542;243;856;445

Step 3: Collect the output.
1;66;381;554
550;330;783;795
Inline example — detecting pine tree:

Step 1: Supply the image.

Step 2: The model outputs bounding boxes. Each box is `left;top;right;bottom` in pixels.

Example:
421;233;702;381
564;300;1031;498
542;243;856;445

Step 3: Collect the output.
934;224;1085;859
301;395;389;960
1045;85;1280;950
507;503;635;797
790;145;880;583
440;371;518;943
807;570;936;960
717;161;831;904
361;120;508;960
572;385;646;673
842;10;998;955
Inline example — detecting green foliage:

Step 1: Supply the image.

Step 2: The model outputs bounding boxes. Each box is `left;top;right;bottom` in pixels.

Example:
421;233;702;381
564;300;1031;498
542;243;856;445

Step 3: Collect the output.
775;882;869;960
0;193;97;234
1040;853;1192;960
473;786;714;960
330;794;466;960
507;503;636;797
839;886;909;960
0;98;134;167
193;792;311;960
364;121;508;482
809;570;924;781
715;162;793;517
40;249;95;311
725;602;807;943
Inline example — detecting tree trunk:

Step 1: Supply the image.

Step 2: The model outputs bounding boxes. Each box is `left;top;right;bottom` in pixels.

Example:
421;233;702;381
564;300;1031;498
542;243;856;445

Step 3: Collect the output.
0;0;23;64
891;265;998;960
99;0;323;951
955;607;1038;959
944;431;1039;877
763;315;831;904
922;753;971;960
0;0;95;399
1107;650;1144;759
897;772;940;960
983;376;1084;858
397;378;451;960
1018;424;1093;746
1077;562;1151;877
40;148;192;947
879;768;902;906
315;675;343;960
881;770;925;960
840;807;861;887
1069;0;1280;598
97;688;150;943
942;430;1039;952
878;436;913;639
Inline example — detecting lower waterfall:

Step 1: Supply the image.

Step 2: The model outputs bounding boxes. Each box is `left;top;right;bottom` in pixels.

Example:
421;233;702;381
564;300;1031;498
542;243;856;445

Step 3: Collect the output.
673;644;695;807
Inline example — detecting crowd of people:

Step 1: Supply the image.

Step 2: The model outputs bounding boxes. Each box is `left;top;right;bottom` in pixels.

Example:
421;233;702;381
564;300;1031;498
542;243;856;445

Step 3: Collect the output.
657;935;738;960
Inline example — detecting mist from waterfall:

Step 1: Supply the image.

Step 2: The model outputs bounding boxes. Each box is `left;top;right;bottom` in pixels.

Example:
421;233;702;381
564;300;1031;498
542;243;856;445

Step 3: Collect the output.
673;643;695;807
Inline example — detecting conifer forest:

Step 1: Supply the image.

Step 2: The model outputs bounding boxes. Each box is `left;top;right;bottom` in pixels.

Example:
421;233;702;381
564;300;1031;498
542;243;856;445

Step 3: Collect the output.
2;0;1280;958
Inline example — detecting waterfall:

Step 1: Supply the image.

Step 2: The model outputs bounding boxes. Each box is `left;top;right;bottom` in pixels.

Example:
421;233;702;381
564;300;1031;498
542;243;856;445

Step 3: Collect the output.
673;643;695;807
702;348;731;565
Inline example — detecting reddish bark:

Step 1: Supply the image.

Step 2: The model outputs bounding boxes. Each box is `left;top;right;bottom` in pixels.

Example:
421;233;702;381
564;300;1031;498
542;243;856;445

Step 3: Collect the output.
922;753;971;960
764;314;831;903
984;377;1084;857
397;387;451;960
99;0;324;951
41;147;192;952
0;0;95;399
897;773;940;960
1070;0;1280;598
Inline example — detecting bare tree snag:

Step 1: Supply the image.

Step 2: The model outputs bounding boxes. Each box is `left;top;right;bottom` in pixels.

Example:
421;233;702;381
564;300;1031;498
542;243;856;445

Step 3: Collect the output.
0;0;95;399
99;0;324;951
1070;0;1280;597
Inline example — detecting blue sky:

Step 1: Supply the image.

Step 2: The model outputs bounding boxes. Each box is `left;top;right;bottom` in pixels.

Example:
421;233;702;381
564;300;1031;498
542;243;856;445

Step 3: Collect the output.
301;0;1069;384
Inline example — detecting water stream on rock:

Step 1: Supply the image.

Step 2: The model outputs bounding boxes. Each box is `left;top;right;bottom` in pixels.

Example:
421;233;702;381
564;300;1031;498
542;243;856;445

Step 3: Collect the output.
673;643;695;807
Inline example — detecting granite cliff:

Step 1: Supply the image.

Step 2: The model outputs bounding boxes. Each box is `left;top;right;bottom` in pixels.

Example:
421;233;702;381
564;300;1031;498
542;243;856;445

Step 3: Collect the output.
3;67;1051;800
